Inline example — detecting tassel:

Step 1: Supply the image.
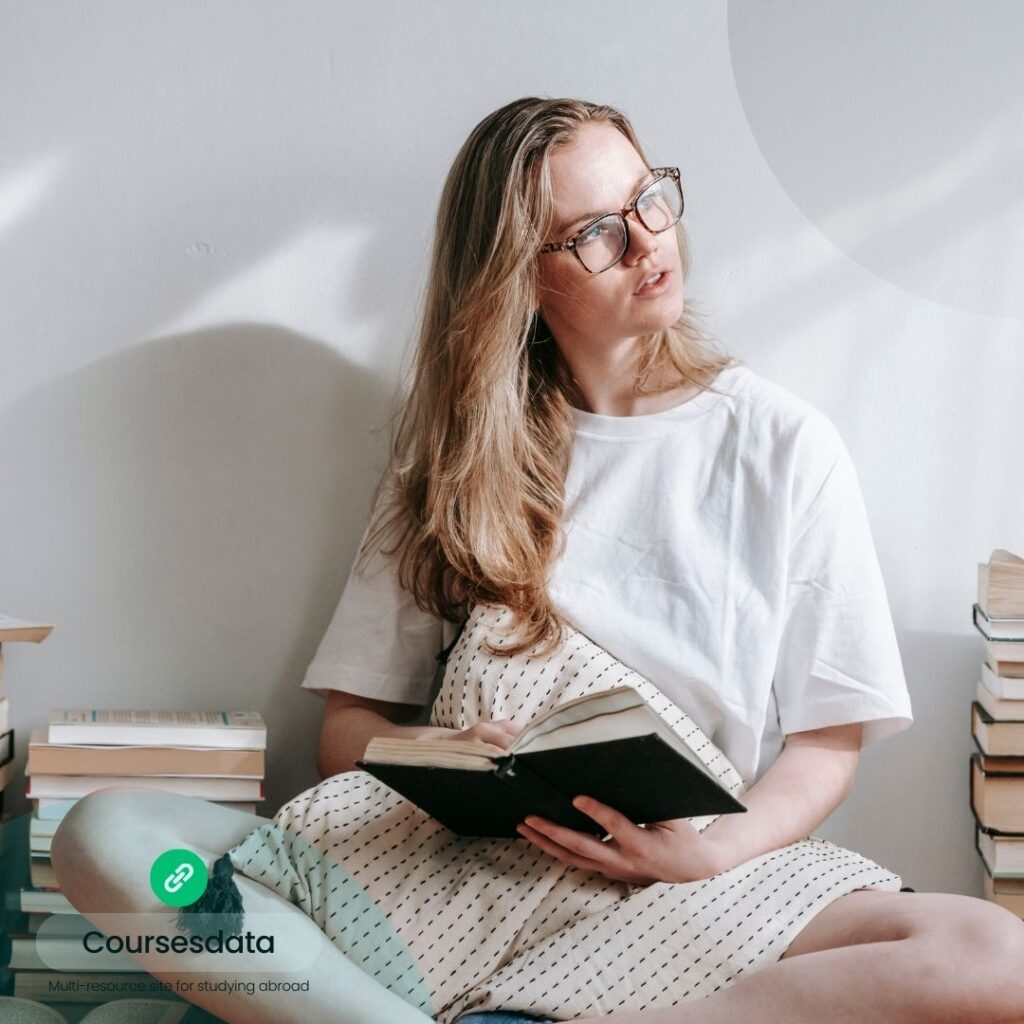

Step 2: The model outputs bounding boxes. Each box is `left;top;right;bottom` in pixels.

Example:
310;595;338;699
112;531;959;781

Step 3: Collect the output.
176;852;245;938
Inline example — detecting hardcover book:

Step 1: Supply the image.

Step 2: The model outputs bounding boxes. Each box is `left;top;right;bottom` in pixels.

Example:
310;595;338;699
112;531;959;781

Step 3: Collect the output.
971;752;1024;833
972;701;1024;756
47;709;266;749
27;728;265;777
976;820;1024;878
357;684;746;839
973;604;1024;644
25;774;263;801
0;615;54;644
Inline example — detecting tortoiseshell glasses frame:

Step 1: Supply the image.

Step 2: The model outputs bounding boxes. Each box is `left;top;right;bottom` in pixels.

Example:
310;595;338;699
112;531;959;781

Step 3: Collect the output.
538;167;684;274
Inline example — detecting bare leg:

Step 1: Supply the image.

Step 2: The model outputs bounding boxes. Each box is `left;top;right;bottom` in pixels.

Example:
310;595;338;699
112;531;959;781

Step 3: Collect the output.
569;890;1024;1024
54;797;1024;1024
51;789;435;1024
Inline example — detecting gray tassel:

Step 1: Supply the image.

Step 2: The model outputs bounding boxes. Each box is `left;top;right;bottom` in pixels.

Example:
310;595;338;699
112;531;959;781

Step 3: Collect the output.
176;852;245;938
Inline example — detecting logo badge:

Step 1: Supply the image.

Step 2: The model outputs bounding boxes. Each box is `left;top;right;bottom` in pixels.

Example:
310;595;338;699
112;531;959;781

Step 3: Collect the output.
149;849;208;907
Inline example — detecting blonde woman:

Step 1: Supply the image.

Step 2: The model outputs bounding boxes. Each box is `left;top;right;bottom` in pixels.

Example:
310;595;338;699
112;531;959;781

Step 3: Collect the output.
54;98;1024;1024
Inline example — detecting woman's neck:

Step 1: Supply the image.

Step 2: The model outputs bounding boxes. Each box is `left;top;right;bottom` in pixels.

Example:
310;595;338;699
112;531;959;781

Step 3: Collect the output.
557;335;700;417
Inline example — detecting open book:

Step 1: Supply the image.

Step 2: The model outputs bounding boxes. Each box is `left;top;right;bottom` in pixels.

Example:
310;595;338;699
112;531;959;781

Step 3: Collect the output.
356;684;747;838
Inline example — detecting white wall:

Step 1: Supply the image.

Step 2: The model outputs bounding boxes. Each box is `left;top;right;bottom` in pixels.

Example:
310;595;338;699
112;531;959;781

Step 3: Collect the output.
1;0;1022;897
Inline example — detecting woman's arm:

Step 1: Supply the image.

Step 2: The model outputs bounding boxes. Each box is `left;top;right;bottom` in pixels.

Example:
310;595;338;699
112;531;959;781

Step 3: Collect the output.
315;691;451;778
698;721;864;875
315;691;523;778
512;721;864;886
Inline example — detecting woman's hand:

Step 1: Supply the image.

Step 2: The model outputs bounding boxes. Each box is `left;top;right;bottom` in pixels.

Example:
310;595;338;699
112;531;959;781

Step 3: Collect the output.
516;795;726;886
421;719;523;752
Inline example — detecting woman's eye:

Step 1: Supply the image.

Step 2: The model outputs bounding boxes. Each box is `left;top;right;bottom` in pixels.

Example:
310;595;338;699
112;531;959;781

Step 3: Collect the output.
579;223;607;244
638;186;661;210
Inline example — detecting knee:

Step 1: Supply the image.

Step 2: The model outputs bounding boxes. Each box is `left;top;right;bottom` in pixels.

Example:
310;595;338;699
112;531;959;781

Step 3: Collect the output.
958;900;1024;1023
51;789;147;909
911;897;1024;1023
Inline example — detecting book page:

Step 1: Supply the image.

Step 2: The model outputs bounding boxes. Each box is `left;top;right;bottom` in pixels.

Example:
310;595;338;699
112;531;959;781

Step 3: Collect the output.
360;738;504;770
992;550;1024;566
49;709;264;729
0;615;54;643
514;703;711;777
509;685;641;751
362;685;710;776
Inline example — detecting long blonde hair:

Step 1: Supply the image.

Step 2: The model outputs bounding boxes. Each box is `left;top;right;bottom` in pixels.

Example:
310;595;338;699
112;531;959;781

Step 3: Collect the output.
358;97;737;657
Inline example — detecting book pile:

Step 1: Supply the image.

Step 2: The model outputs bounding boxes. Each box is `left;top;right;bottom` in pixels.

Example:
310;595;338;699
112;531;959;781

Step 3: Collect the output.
25;709;266;887
970;549;1024;917
7;709;266;1007
0;615;54;816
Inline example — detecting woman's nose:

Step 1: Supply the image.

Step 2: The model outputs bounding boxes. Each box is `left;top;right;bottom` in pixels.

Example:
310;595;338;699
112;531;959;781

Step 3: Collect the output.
623;216;659;263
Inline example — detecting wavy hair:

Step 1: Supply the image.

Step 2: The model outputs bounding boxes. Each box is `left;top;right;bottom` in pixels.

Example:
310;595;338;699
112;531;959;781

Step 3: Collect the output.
357;96;738;657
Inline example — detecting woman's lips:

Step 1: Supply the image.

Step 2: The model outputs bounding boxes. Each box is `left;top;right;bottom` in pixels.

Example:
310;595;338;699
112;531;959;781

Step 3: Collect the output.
634;269;671;297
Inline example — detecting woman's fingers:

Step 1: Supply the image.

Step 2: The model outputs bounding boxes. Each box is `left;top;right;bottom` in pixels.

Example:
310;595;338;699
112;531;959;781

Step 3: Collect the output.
571;795;641;842
519;814;617;863
516;822;608;874
494;720;522;746
496;719;523;742
476;719;522;748
518;797;639;856
450;718;523;746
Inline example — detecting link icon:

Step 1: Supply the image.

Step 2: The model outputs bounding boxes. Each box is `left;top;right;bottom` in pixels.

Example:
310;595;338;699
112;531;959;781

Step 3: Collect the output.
150;848;208;907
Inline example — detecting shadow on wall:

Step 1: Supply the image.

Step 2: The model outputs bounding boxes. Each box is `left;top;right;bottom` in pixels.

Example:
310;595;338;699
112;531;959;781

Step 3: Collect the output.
824;628;983;899
0;323;395;813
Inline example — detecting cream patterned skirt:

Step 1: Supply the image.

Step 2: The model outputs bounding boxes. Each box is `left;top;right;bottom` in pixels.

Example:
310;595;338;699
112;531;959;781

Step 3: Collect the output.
223;603;903;1023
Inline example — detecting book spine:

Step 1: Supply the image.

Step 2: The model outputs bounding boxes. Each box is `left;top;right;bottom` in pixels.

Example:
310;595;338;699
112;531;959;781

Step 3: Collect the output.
495;753;605;836
976;823;992;876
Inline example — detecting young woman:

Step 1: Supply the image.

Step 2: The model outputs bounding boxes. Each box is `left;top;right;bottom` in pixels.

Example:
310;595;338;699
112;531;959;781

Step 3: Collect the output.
53;97;1024;1024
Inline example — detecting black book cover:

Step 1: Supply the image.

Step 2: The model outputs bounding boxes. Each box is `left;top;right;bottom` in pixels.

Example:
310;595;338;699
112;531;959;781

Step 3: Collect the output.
972;728;1024;768
970;748;1024;779
974;700;1024;727
357;731;746;839
974;820;1024;883
973;805;1024;837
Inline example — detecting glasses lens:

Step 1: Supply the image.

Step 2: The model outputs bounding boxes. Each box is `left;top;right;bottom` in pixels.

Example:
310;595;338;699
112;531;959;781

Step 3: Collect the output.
635;175;683;233
575;215;627;273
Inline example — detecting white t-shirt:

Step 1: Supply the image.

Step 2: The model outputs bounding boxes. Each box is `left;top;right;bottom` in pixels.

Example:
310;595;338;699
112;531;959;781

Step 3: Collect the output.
302;362;913;785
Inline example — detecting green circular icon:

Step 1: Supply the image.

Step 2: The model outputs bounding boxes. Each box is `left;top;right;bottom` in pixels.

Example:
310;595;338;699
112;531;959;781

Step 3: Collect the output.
149;848;208;907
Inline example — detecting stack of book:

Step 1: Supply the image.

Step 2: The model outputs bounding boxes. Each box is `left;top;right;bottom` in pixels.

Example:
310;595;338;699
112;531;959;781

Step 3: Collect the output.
24;709;266;890
0;615;54;816
7;709;266;1006
970;549;1024;916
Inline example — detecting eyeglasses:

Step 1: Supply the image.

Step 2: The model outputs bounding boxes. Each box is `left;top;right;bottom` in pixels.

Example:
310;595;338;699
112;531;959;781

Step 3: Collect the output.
539;167;684;275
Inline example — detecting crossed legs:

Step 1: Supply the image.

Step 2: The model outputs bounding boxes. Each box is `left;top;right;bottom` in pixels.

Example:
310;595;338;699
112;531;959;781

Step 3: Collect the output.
52;790;1024;1024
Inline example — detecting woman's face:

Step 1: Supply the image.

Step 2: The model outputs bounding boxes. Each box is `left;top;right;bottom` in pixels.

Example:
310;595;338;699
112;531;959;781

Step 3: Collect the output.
536;121;685;355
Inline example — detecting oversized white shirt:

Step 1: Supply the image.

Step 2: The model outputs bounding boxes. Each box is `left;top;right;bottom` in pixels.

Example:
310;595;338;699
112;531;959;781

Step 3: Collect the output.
302;362;913;785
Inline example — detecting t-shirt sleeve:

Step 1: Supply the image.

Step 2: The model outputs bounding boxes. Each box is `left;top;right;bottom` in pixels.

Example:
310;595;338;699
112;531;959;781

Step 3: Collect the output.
771;436;913;749
300;509;445;706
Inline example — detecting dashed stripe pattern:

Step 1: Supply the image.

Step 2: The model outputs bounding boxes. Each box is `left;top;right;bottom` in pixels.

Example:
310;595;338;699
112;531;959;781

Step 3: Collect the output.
231;819;436;1017
225;602;903;1023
